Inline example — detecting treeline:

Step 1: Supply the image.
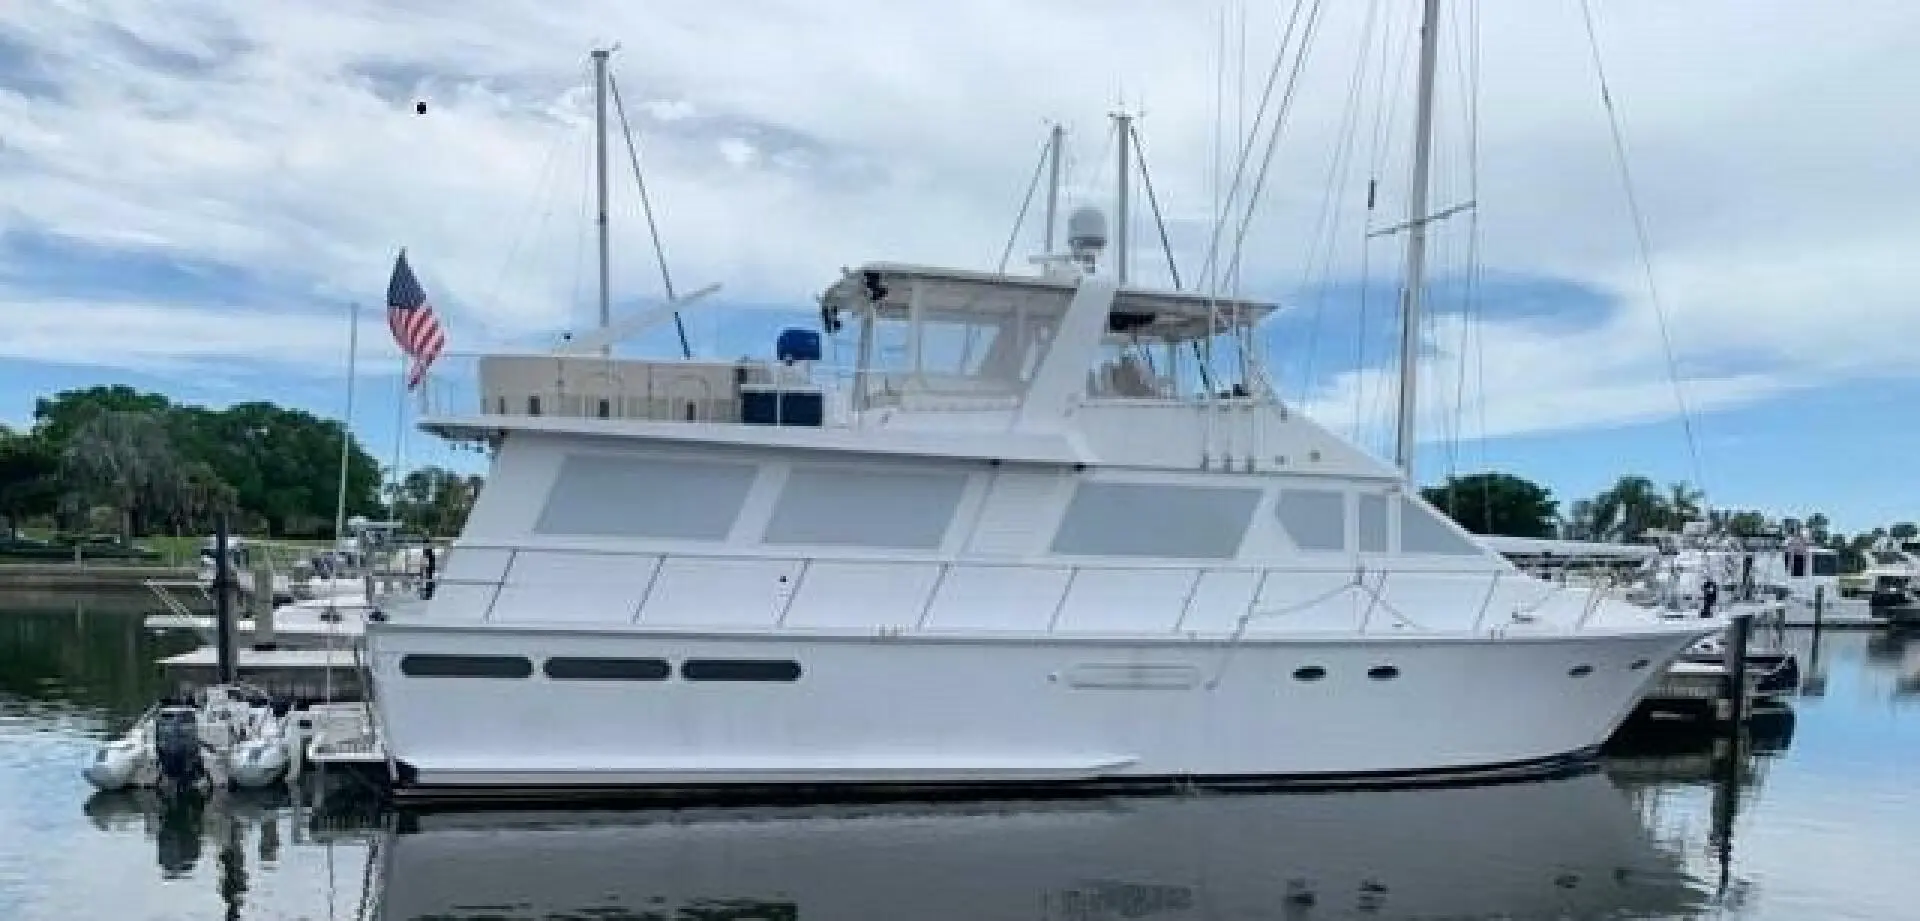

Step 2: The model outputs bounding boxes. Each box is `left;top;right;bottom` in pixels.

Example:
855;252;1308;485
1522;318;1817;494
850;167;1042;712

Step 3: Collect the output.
1424;471;1907;572
0;385;480;540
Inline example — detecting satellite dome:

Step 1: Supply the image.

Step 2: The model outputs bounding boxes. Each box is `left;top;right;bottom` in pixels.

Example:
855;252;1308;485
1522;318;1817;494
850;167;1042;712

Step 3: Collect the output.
1067;206;1108;249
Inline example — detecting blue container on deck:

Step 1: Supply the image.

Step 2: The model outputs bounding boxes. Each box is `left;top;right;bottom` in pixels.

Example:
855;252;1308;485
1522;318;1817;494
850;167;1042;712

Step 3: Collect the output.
741;387;824;426
776;328;822;363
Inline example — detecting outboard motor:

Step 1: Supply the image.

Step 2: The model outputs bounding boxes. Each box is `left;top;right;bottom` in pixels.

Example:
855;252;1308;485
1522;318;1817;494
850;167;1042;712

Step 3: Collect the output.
153;705;204;791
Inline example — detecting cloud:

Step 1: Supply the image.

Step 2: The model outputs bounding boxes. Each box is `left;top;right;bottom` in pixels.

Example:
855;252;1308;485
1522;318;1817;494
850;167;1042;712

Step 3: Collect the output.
0;0;1917;450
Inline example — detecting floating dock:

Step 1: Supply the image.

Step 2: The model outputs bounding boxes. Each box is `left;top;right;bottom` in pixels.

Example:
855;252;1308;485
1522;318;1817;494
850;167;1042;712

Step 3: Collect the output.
143;613;364;649
157;647;366;701
1778;598;1885;629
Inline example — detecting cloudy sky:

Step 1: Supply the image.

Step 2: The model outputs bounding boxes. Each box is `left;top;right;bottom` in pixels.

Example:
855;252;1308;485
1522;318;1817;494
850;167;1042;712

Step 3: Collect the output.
0;0;1914;531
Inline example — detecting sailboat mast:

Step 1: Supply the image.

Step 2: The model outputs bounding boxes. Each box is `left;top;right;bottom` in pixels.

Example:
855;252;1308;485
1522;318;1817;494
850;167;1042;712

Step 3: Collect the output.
1394;0;1441;481
592;47;613;355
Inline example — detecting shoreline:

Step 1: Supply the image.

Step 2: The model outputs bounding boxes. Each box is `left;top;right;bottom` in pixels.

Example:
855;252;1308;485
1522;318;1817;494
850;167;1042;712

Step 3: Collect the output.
0;563;192;591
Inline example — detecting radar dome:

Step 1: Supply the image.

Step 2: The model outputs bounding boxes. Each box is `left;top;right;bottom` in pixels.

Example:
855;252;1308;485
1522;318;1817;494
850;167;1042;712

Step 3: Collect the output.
1067;206;1108;249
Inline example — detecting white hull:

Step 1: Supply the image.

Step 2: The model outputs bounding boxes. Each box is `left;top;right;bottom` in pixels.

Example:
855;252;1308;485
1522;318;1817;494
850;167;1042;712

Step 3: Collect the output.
368;621;1702;793
374;768;1698;920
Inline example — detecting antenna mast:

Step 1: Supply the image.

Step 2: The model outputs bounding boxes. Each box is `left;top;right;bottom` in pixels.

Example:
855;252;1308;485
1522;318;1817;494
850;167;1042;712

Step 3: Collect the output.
1394;0;1441;481
592;47;613;355
1112;110;1133;284
1042;123;1064;254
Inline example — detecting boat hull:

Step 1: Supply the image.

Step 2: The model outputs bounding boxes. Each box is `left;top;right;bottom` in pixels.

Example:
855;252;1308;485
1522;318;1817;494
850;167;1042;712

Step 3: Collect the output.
365;622;1705;798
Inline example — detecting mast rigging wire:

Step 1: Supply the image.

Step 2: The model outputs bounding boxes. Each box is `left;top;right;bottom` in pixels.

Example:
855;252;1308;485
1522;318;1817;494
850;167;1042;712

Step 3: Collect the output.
608;72;692;359
1576;0;1709;499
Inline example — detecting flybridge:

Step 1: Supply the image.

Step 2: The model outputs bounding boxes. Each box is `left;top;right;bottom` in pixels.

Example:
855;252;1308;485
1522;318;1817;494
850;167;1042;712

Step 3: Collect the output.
412;254;1383;476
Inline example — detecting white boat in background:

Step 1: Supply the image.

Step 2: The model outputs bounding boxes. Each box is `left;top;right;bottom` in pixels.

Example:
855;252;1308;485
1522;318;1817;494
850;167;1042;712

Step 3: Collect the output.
1858;537;1920;611
1639;522;1840;612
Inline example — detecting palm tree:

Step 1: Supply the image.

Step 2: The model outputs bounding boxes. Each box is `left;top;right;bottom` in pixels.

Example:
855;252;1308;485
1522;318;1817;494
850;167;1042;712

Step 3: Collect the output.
1562;499;1598;541
1665;481;1704;530
1589;476;1669;543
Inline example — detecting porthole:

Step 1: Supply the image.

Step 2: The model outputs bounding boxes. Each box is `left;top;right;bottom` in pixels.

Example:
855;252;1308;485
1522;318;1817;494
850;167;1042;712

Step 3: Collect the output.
1292;666;1327;682
1568;664;1594;678
1366;665;1399;681
1628;658;1650;671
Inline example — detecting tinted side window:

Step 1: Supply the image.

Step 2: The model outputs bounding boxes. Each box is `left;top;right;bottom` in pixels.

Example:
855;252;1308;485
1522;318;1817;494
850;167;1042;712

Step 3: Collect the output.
681;659;802;682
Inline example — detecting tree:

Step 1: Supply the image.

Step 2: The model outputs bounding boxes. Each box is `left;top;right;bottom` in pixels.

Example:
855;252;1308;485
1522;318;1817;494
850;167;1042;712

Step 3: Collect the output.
1806;512;1832;542
28;386;383;539
1420;472;1558;538
0;427;59;538
33;385;172;447
1562;499;1599;541
1725;510;1770;537
1589;476;1666;542
59;410;185;539
185;402;382;535
389;466;485;536
1891;522;1918;541
1663;481;1704;530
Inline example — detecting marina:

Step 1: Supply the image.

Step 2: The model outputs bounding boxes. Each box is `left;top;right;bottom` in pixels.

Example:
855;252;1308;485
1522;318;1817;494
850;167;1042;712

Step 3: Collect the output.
4;0;1919;918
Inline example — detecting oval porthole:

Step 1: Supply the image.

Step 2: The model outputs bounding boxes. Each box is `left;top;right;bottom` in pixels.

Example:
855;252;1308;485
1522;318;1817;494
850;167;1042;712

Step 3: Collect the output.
1568;664;1594;678
1292;666;1327;682
1629;658;1650;671
1366;665;1399;681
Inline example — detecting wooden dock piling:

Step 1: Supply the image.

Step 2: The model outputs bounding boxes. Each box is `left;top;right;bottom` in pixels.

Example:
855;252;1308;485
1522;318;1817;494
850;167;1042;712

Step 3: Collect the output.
1718;613;1753;730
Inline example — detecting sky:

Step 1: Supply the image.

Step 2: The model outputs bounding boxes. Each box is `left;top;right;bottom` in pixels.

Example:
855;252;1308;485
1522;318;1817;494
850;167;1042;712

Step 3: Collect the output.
0;0;1915;534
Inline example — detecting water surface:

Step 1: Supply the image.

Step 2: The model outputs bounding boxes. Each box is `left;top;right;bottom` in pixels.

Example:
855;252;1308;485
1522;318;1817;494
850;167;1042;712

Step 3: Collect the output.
2;595;1916;920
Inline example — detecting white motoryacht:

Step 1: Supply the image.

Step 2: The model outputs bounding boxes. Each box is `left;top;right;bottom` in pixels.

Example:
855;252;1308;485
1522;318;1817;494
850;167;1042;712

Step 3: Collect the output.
1859;537;1920;611
359;14;1712;797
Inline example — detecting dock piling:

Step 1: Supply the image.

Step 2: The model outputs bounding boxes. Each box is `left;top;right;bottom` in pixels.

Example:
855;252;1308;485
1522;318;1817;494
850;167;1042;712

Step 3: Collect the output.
252;560;278;651
1812;585;1825;630
1718;612;1753;731
214;514;237;685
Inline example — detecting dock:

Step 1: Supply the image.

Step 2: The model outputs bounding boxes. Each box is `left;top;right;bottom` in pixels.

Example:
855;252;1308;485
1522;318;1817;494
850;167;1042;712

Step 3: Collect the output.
1778;597;1884;629
143;612;364;649
158;646;366;701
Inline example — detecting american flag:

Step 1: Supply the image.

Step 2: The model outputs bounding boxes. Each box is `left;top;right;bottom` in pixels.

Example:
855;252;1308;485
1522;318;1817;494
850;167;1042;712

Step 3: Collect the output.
386;250;445;391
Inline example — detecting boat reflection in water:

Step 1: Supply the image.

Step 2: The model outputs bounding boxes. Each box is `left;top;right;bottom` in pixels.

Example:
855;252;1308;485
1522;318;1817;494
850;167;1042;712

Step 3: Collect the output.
368;768;1706;921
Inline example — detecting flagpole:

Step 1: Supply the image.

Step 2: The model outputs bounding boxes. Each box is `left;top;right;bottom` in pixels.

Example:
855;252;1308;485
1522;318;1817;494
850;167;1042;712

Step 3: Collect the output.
390;367;406;519
333;303;360;543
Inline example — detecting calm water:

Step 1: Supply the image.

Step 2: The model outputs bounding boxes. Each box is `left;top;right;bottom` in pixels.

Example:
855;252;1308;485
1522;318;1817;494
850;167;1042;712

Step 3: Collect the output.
3;595;1918;921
